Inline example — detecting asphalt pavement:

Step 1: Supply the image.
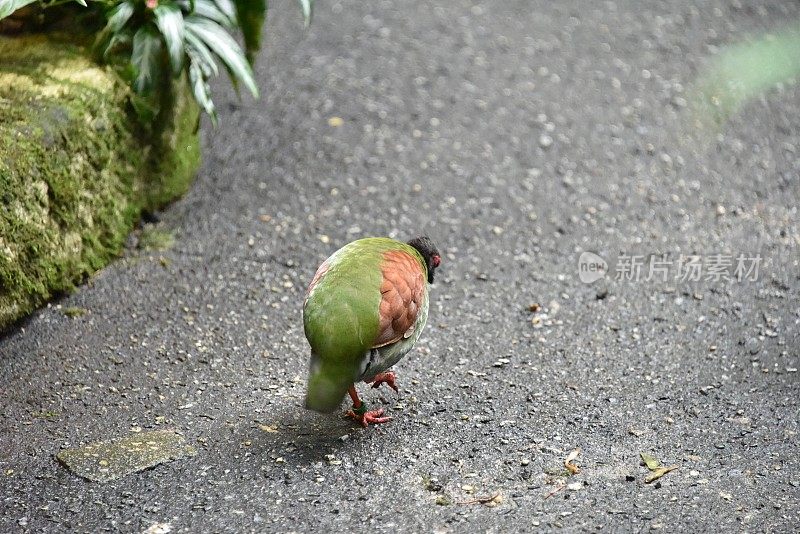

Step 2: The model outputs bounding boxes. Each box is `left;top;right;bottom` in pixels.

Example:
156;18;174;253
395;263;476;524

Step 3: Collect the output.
1;0;799;531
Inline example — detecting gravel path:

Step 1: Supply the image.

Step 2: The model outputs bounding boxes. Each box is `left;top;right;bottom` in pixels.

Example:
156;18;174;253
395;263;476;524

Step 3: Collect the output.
2;0;798;531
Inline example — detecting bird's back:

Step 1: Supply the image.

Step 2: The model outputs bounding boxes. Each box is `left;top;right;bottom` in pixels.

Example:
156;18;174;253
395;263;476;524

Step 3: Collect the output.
303;238;427;411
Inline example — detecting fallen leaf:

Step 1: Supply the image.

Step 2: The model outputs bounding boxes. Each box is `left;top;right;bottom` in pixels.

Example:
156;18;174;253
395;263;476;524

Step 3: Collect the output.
645;465;678;483
565;447;581;474
640;452;661;470
640;452;678;483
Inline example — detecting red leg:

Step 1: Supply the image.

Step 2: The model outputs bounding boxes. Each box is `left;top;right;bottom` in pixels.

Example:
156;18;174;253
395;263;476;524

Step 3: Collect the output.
344;385;392;427
368;371;399;393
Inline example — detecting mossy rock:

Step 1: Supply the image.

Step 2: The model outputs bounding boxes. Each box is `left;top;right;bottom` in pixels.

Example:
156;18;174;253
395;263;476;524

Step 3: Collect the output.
0;34;201;331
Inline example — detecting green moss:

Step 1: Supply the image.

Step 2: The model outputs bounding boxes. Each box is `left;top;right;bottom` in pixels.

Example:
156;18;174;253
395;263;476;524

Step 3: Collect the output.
62;306;88;318
138;225;175;251
0;35;200;330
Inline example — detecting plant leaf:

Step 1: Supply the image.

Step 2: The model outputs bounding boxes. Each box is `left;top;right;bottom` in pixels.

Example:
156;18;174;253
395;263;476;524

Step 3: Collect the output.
640;452;661;471
297;0;312;26
185;16;258;98
102;31;132;60
212;0;236;25
0;0;39;20
154;3;185;74
233;0;266;65
106;0;135;32
92;0;135;60
190;0;233;27
184;29;218;76
74;0;87;6
645;465;678;484
131;24;164;94
187;55;216;124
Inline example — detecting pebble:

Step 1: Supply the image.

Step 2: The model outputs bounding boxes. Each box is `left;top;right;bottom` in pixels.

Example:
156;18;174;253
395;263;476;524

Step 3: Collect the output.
538;134;553;148
745;337;760;355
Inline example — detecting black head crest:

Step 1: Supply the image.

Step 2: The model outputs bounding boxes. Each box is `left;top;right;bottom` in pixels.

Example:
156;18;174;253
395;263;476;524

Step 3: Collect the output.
408;236;441;283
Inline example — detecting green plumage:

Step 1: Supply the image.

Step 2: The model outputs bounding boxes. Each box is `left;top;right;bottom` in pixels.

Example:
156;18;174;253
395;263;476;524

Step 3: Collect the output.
303;237;427;412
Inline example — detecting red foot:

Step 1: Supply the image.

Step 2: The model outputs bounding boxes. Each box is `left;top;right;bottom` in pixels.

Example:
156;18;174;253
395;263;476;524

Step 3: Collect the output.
368;371;399;393
345;407;392;427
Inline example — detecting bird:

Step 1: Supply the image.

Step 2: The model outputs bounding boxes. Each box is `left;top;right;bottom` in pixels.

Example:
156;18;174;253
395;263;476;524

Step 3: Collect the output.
302;236;441;426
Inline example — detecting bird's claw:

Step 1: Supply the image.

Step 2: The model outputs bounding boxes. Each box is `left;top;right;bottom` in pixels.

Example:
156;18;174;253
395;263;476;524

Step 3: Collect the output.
369;371;399;393
345;407;392;427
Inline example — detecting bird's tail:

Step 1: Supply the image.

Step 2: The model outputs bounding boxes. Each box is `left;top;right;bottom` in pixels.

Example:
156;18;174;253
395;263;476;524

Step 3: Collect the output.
304;352;352;413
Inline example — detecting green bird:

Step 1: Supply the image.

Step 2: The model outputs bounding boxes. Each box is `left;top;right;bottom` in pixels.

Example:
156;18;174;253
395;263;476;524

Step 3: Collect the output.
303;236;441;426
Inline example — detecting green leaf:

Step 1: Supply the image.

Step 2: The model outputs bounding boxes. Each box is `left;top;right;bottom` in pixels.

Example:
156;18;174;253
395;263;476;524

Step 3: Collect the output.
131;24;164;94
106;0;135;32
102;31;132;60
190;0;233;27
212;0;236;24
74;0;87;6
185;16;258;98
154;3;185;74
184;29;218;76
0;0;39;20
94;0;134;59
640;452;661;471
187;55;216;124
297;0;312;26
233;0;266;65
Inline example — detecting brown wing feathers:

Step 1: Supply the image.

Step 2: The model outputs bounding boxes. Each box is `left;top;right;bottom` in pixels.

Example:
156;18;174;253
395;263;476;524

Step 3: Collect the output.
373;250;425;348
